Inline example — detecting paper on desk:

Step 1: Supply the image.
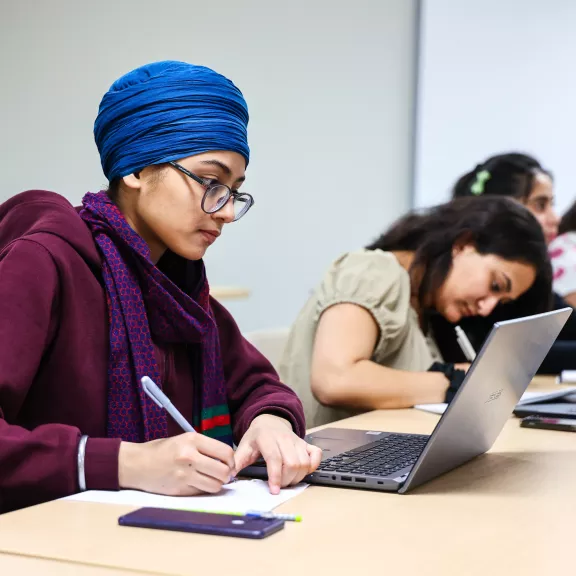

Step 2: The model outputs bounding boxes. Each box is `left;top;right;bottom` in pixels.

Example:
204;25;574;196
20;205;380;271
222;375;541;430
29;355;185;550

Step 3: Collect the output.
65;479;308;513
415;387;576;415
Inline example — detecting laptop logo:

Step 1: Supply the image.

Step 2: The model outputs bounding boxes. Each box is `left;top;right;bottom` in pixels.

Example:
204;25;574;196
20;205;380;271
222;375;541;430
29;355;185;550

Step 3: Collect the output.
485;389;503;403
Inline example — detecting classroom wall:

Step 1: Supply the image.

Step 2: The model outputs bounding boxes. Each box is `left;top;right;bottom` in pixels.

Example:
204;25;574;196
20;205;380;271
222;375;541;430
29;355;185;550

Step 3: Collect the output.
414;0;576;213
0;0;418;331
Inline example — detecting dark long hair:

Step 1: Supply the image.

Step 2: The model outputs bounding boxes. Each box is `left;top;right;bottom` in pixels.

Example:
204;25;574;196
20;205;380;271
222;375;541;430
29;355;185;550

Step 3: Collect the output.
559;200;576;235
452;152;552;201
367;196;552;315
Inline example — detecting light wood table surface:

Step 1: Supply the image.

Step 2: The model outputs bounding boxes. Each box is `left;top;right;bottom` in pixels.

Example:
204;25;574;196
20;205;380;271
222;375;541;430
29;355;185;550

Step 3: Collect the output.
0;553;139;576
0;376;574;576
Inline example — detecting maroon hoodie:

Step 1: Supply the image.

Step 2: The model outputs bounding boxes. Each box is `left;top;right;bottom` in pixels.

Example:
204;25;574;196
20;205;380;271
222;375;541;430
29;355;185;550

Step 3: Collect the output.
0;190;304;513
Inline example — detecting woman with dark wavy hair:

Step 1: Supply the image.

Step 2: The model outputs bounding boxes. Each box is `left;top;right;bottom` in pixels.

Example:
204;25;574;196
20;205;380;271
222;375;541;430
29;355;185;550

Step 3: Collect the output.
432;151;576;374
280;196;551;428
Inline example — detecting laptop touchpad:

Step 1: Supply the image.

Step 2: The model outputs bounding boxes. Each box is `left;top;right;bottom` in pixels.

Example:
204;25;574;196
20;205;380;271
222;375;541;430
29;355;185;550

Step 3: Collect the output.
306;428;381;457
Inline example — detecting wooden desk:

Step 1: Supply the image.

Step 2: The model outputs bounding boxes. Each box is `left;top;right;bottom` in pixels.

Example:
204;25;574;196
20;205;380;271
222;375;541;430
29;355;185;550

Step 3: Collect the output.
209;286;250;300
1;377;575;576
526;374;558;389
0;552;139;576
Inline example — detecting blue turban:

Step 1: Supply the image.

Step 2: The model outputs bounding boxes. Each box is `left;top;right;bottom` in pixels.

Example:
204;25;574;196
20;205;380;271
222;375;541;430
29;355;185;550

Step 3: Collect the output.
94;61;250;181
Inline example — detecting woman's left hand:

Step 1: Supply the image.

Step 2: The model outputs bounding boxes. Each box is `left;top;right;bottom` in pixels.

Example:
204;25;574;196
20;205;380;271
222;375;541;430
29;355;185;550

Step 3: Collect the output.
233;414;322;494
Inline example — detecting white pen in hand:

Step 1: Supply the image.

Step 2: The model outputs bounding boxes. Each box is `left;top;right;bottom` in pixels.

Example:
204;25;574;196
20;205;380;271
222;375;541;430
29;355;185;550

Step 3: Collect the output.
141;376;236;482
454;326;477;362
141;376;195;433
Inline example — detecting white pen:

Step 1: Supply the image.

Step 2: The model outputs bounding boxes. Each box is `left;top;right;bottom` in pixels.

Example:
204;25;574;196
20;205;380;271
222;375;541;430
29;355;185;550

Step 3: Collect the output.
141;376;236;482
141;376;195;432
454;326;477;362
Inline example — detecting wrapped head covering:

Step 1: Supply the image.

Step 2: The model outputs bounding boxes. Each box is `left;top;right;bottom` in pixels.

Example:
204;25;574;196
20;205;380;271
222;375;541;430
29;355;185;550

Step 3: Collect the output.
94;60;250;181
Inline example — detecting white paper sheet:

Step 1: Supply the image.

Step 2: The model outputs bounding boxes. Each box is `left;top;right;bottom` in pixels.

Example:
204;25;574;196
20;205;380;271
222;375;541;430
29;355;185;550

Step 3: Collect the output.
65;479;308;514
415;387;576;416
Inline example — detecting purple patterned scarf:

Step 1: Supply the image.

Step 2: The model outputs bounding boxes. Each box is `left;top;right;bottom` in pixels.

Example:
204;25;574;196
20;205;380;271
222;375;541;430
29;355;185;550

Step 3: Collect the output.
80;191;233;444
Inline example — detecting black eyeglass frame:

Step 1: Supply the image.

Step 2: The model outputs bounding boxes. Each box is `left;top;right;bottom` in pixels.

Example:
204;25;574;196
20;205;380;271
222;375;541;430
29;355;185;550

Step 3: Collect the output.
168;161;254;221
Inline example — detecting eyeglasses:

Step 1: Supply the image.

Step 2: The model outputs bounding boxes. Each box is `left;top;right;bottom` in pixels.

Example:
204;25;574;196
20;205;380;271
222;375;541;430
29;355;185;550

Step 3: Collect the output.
168;161;254;222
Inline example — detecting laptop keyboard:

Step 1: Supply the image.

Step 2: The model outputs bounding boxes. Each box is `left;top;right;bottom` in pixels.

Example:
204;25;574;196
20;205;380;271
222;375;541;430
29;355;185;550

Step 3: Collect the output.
316;433;429;477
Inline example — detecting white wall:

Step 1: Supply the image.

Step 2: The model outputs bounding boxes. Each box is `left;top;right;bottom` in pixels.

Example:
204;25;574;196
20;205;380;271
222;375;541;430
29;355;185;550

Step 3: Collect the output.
415;0;576;213
0;0;418;331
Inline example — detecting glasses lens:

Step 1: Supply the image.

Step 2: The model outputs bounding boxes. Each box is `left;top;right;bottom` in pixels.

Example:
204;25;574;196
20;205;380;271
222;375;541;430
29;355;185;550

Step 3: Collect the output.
232;195;253;221
203;185;230;213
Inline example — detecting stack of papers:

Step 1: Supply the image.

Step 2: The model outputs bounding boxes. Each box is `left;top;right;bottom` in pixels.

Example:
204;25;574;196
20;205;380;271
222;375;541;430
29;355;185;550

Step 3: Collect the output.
65;479;308;514
415;387;576;416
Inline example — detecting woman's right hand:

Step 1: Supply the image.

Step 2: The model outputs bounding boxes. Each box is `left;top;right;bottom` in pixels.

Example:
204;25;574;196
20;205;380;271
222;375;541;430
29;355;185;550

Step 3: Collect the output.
118;433;235;496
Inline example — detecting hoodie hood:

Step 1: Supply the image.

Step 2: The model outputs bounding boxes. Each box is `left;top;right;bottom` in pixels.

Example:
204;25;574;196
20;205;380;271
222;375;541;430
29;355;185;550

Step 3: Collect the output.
0;190;101;270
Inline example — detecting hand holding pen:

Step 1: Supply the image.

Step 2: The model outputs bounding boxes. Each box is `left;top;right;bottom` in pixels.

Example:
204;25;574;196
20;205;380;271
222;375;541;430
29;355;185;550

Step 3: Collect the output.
141;375;236;480
116;377;235;496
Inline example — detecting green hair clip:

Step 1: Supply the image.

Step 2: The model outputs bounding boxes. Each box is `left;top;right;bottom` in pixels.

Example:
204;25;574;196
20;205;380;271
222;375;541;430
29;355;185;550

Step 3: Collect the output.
470;169;491;195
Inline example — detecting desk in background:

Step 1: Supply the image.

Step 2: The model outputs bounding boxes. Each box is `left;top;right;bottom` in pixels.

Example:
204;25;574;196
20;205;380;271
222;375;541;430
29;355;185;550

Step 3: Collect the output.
0;376;575;576
209;286;250;300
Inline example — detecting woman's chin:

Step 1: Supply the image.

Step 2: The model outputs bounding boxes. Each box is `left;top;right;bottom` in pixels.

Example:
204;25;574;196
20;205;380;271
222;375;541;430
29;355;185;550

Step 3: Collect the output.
443;307;462;324
169;242;208;261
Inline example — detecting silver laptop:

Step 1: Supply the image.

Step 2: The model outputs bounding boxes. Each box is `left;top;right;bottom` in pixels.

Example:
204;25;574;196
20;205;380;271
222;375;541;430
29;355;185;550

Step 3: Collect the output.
244;308;571;493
